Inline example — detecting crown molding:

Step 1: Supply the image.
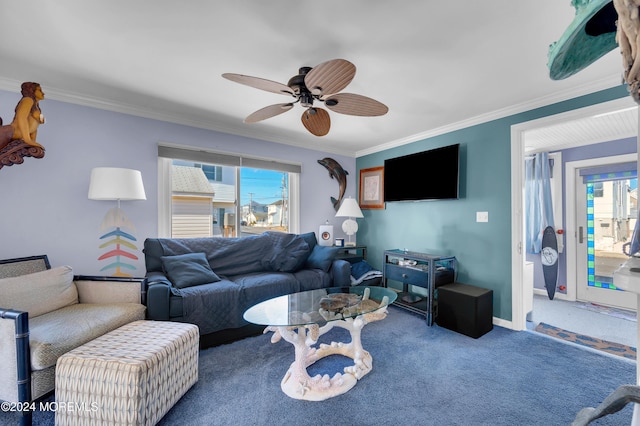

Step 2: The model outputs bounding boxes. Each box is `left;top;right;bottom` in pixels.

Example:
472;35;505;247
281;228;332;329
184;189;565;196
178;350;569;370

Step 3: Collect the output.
355;74;623;157
0;74;623;160
0;76;355;157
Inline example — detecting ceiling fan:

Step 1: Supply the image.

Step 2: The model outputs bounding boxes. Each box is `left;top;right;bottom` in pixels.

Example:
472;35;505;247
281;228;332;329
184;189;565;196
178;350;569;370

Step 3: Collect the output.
222;59;388;137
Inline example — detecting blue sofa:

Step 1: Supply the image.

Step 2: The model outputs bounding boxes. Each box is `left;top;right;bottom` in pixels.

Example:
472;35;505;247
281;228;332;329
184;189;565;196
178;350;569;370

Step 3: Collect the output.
143;231;351;346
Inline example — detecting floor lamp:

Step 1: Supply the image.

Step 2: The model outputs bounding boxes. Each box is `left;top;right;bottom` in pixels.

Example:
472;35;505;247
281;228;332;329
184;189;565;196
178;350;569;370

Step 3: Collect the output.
335;197;364;247
88;167;146;277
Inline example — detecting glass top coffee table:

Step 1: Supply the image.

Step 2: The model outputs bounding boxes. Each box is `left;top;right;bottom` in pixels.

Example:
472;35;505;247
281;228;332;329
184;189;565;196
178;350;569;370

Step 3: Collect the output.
243;286;396;401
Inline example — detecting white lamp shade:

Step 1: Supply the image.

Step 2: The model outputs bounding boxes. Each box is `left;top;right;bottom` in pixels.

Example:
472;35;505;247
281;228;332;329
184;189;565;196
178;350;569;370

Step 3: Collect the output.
88;167;147;201
335;197;364;218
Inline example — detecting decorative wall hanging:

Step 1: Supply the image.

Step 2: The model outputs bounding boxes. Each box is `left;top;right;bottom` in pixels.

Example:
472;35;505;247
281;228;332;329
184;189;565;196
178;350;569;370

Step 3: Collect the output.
547;0;640;103
317;157;348;211
0;82;46;170
359;166;385;209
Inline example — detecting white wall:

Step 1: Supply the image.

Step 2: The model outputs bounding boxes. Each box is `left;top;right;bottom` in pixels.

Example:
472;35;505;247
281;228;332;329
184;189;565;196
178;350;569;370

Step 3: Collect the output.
0;89;355;276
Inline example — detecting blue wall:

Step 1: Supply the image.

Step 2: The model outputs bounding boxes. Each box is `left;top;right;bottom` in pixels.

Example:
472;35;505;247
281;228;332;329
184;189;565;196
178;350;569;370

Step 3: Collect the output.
356;85;630;321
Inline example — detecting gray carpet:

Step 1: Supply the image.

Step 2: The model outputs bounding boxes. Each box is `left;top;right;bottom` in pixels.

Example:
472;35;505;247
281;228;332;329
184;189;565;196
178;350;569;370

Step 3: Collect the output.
5;306;637;425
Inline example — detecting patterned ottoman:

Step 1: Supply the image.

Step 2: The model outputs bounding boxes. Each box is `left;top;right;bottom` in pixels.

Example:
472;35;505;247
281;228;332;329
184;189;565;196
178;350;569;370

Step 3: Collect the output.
55;320;199;426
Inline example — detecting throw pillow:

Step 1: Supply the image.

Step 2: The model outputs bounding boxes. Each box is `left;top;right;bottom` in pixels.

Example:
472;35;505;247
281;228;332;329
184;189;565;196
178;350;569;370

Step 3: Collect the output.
0;265;78;318
299;232;318;250
261;232;311;272
161;252;221;289
305;245;339;272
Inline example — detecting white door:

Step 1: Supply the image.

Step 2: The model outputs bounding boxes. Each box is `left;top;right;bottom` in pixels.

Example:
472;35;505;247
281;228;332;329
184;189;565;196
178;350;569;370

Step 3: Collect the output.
576;163;638;311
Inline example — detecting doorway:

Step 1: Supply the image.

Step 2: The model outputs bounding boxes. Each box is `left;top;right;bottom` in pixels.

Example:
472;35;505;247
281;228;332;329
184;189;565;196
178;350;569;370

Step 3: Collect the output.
510;97;638;331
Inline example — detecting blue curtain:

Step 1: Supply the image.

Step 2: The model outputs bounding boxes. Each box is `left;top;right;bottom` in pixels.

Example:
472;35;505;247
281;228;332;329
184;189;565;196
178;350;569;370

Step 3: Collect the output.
525;152;554;254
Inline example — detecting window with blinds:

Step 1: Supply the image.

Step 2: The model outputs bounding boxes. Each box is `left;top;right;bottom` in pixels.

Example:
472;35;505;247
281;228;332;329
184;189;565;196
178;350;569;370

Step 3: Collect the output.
157;144;301;238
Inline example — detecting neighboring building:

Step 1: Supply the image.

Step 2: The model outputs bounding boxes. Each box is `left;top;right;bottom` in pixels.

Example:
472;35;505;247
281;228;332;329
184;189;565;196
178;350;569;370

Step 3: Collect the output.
241;201;267;225
171;165;215;238
592;179;637;252
268;199;287;228
211;181;236;237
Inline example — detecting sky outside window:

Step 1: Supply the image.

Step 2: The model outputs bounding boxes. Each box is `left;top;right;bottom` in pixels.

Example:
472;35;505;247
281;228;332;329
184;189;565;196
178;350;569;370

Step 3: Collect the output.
240;168;287;207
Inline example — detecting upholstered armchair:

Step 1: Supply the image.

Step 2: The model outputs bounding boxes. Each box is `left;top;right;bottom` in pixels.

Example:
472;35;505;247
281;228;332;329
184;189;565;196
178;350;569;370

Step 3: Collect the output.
0;256;146;425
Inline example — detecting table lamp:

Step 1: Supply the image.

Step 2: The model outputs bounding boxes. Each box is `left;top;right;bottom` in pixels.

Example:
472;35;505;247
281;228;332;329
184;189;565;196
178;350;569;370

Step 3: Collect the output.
88;167;146;277
335;197;364;247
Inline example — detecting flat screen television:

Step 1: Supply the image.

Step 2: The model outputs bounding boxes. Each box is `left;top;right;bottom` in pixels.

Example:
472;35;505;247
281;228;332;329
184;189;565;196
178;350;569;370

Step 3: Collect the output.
384;143;460;202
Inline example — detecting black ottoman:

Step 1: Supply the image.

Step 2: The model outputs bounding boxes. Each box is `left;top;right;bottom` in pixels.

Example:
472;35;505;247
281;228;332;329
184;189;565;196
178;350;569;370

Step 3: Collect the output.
437;282;493;338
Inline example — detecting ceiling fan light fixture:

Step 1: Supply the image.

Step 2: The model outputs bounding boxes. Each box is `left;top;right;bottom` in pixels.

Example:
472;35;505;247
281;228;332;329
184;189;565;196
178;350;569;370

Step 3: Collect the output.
300;92;314;108
223;58;387;137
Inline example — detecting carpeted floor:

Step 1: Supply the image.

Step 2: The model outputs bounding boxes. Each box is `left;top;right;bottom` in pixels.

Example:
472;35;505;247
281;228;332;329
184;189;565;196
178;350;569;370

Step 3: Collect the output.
535;322;637;360
4;306;637;426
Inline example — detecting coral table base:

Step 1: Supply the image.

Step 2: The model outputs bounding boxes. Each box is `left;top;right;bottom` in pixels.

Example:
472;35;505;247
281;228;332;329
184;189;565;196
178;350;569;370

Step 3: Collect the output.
264;292;390;401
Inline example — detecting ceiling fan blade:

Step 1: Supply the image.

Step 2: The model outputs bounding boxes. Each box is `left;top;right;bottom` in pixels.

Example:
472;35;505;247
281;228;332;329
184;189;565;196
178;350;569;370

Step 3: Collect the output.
301;107;330;136
222;73;294;96
324;93;389;116
244;103;294;123
304;59;355;97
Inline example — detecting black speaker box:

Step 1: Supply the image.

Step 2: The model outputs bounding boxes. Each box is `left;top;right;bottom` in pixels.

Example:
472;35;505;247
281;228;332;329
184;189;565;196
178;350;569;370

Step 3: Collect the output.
437;282;493;338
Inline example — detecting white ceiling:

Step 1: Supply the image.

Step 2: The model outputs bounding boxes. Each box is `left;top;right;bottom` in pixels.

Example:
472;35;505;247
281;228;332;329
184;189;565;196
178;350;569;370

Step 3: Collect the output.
524;103;638;153
0;1;632;157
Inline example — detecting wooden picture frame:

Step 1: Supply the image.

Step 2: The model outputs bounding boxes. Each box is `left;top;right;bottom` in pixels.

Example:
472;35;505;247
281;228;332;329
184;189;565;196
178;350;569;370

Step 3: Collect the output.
359;166;385;209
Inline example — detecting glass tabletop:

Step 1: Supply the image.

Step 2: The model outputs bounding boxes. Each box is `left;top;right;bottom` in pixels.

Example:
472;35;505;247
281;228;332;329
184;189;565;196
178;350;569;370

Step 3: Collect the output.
243;286;397;327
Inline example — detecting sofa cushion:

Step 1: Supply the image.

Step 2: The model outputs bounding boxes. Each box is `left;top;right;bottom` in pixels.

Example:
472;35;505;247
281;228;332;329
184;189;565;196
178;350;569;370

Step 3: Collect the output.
173;279;243;335
293;268;332;291
260;232;311;272
305;245;339;272
233;271;300;310
149;235;268;276
299;232;317;250
0;265;78;318
28;302;146;370
161;252;221;289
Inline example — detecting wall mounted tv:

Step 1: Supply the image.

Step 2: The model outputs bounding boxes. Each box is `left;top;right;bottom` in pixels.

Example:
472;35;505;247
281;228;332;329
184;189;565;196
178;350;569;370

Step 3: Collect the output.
384;143;460;202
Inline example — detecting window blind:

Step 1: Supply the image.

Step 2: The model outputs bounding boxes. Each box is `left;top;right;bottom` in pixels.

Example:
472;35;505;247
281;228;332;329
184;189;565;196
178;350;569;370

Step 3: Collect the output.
158;144;301;173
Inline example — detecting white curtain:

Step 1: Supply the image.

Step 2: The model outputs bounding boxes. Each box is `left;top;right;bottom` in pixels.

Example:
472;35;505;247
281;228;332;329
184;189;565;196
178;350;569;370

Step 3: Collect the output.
525;152;554;254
